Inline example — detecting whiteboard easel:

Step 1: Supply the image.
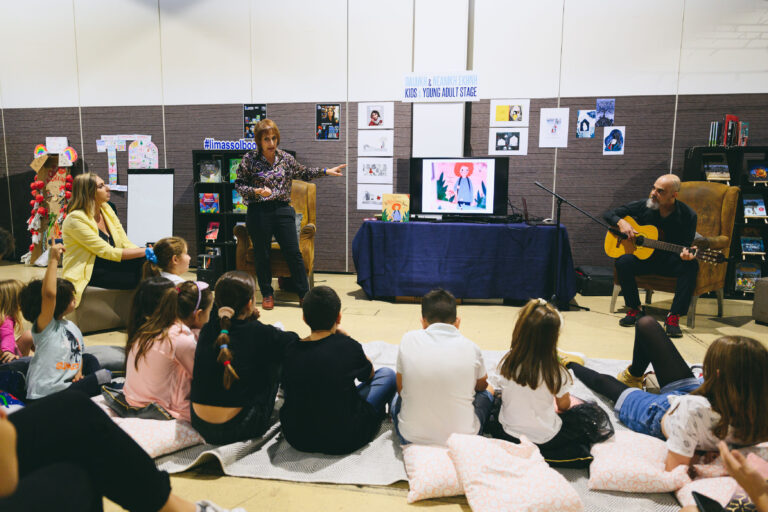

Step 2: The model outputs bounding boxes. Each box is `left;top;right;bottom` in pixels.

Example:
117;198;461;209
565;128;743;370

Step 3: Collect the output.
127;169;174;246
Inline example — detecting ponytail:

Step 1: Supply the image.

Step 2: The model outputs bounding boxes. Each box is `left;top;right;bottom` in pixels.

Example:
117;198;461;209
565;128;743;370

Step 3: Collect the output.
215;306;240;389
141;237;188;280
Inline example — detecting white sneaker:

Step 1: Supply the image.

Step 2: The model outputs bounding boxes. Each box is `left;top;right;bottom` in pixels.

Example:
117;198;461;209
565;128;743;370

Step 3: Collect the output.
196;500;247;512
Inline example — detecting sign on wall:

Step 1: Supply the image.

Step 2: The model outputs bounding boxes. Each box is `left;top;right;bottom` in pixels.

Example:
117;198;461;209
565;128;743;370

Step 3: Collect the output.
402;72;480;102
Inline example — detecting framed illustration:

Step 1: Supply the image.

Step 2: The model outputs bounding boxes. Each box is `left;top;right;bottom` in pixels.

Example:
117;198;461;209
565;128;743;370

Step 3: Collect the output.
316;104;340;140
358;130;394;157
538;108;569;148
576;110;596;139
357;157;394;184
488;128;529;156
603;126;626;156
357;184;392;210
358;102;394;129
489;99;530;127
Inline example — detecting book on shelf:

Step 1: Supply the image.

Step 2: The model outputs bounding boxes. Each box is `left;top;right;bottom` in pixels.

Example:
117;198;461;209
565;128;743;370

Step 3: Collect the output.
741;236;765;253
747;161;768;183
199;160;222;183
229;158;241;183
205;221;220;241
723;114;739;146
744;194;767;217
702;153;730;181
735;261;761;293
232;190;247;212
738;121;749;146
199;192;220;213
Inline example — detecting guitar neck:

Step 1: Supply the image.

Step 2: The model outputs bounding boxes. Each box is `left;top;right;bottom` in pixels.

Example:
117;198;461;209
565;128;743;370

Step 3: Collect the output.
639;238;689;255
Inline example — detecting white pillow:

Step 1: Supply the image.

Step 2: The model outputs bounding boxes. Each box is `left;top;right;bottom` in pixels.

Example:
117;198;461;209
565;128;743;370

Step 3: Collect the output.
402;444;463;503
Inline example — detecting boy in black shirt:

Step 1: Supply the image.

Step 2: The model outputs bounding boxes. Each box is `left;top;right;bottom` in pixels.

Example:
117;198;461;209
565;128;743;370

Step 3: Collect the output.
603;174;698;338
280;286;396;455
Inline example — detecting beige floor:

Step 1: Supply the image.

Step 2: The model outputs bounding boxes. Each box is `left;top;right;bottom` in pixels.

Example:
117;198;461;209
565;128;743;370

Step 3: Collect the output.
2;262;766;511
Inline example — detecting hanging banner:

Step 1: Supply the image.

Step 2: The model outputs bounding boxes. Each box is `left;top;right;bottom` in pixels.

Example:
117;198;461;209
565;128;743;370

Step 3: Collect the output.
402;72;480;103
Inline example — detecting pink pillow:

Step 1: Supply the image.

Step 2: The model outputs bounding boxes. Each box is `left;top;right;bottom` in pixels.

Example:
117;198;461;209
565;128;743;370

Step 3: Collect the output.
112;417;204;458
676;477;738;508
588;431;691;492
402;444;463;503
448;434;583;512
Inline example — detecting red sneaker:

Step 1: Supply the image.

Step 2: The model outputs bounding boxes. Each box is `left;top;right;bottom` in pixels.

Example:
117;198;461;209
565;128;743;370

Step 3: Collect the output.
262;296;274;310
619;308;643;327
665;314;682;338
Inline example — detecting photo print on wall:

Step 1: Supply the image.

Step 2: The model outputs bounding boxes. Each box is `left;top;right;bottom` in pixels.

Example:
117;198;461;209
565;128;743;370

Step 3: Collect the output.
316;104;340;140
358;130;394;156
489;99;530;127
538;108;569;148
243;104;267;140
576;110;596;139
357;157;394;184
603;126;626;155
595;99;615;127
488;128;529;155
357;184;393;210
357;102;394;130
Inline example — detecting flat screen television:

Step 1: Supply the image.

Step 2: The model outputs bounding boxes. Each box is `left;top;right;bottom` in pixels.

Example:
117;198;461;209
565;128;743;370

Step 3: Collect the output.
409;157;509;217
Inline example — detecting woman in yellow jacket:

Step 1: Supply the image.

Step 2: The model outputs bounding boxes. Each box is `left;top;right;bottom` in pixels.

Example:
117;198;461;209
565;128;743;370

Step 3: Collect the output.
62;174;146;305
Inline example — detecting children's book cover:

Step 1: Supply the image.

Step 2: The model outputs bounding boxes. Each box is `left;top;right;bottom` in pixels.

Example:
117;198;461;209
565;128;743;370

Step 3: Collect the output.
735;262;761;292
743;195;767;217
747;161;768;183
232;190;247;212
741;236;765;253
205;221;220;241
229;158;242;183
199;193;220;213
382;193;410;222
199;161;221;183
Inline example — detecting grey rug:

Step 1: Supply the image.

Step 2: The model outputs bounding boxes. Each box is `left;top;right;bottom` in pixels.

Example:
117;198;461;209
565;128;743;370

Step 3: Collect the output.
156;341;683;510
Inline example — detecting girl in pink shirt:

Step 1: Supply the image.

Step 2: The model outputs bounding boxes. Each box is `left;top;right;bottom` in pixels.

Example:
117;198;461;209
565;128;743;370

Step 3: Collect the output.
124;281;213;422
0;279;34;363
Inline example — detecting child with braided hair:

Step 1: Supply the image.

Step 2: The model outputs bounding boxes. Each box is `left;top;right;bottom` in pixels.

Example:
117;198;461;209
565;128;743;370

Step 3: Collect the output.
190;271;299;445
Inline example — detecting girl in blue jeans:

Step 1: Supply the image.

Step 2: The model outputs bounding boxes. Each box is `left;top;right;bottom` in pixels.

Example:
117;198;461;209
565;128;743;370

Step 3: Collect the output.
566;316;768;471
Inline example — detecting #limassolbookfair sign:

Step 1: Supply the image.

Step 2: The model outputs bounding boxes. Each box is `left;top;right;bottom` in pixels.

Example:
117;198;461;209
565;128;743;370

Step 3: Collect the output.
402;72;480;102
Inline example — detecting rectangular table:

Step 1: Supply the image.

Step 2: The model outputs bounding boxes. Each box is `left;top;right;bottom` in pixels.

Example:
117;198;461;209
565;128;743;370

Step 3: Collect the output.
352;221;577;303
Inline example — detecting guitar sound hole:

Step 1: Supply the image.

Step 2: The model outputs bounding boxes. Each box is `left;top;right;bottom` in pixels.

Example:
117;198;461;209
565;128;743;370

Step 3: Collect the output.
635;235;645;246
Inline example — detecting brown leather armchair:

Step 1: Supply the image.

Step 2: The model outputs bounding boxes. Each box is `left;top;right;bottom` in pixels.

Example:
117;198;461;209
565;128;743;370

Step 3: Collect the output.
233;180;317;292
609;181;739;328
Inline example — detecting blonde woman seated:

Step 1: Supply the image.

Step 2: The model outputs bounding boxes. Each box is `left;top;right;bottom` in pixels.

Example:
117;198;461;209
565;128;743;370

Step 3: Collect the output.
62;173;146;305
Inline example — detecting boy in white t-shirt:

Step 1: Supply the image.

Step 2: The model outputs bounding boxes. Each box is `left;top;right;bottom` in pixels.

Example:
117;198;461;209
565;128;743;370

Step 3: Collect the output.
391;289;493;446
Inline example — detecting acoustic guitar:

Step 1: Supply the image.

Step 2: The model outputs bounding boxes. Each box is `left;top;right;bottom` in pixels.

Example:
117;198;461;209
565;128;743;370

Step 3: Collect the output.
604;216;726;265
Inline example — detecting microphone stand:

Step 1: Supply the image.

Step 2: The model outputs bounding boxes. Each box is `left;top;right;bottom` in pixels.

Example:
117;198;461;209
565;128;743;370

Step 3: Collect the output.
533;182;614;311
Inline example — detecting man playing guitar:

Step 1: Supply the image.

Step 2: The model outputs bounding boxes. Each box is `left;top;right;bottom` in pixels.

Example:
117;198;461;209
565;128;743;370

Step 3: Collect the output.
603;174;698;337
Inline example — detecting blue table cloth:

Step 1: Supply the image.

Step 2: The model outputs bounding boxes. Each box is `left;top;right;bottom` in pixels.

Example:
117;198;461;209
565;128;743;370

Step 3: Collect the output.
352;221;577;303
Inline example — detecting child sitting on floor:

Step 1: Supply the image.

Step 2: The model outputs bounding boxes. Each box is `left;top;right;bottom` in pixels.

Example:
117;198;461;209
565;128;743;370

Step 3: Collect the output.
123;281;213;422
19;244;111;400
0;280;34;363
142;236;191;285
485;298;613;467
280;286;396;455
191;271;299;445
392;288;493;446
566;316;768;470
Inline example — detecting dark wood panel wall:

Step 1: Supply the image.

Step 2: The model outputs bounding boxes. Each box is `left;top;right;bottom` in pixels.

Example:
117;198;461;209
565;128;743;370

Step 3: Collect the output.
2;93;767;270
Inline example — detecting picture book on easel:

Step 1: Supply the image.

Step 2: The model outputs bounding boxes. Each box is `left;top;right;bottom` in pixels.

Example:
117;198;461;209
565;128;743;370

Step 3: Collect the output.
741;236;765;253
747;161;768;183
735;262;761;293
205;221;220;241
744;195;767;217
199;193;220;213
382;193;410;222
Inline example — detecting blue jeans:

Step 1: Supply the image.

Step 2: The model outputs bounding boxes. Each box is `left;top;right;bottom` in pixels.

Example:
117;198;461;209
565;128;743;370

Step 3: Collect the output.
390;389;494;445
616;377;702;440
356;367;396;416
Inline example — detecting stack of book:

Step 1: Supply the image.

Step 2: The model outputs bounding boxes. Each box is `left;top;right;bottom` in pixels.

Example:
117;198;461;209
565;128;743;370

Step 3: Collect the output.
708;115;749;147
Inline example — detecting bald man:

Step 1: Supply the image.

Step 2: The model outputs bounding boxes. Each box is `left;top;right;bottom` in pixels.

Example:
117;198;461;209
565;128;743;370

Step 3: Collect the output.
603;174;698;337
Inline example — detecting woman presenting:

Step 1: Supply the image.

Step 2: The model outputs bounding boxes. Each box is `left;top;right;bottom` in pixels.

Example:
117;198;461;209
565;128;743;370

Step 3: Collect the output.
235;119;344;310
62;173;145;305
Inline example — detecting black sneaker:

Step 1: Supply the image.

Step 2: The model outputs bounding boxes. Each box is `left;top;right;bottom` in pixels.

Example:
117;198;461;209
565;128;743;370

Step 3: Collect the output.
619;308;643;327
665;314;682;338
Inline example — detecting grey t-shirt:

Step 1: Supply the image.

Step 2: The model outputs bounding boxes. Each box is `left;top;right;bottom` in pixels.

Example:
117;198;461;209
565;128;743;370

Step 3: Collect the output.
26;318;85;400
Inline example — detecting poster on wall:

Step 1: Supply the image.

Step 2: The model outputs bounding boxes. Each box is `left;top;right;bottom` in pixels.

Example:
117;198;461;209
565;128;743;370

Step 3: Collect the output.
357;157;394;184
538;108;569;148
596;99;615;127
243;104;267;139
488;128;529;156
358;130;394;156
576;110;596;139
357;184;392;210
316;104;340;140
489;99;530;127
603;126;626;155
358;102;394;130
